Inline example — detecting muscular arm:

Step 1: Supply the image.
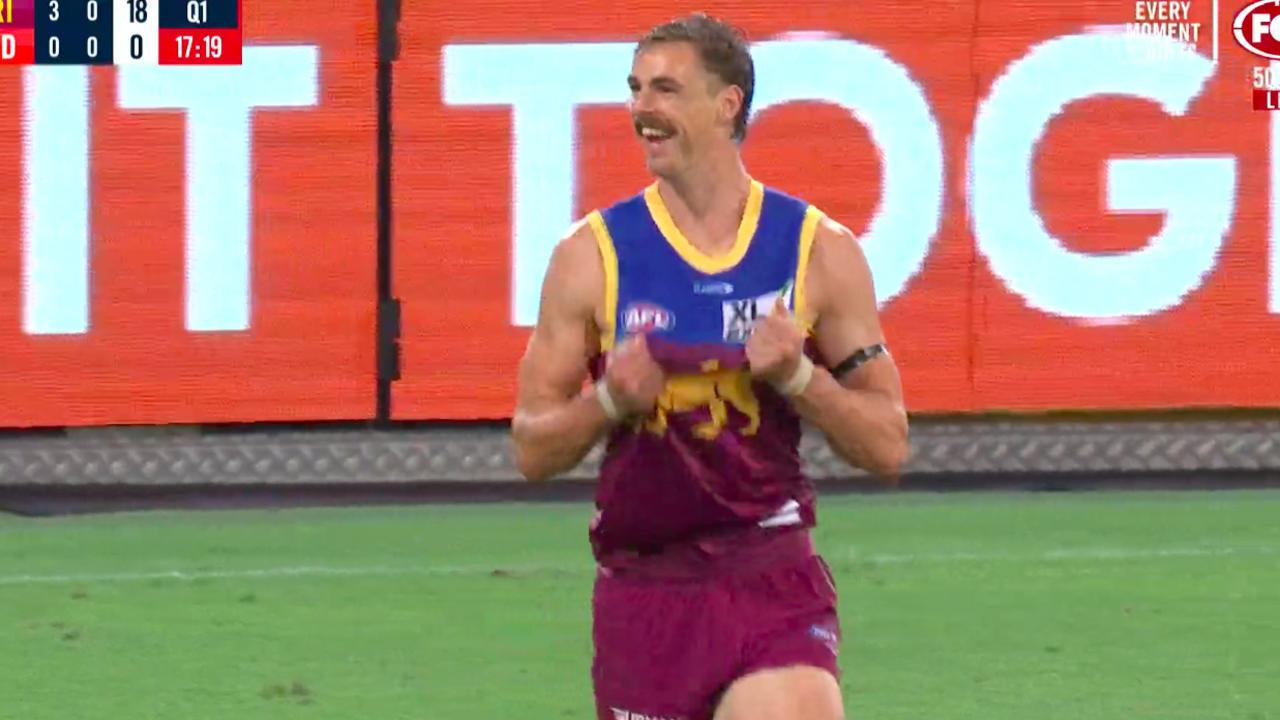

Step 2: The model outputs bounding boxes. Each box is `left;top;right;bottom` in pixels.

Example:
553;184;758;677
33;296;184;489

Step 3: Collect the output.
791;218;909;479
510;222;614;481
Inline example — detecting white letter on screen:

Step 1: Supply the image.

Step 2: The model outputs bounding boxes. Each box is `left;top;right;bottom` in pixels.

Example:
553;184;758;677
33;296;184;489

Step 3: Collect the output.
23;66;90;335
117;45;319;332
443;42;631;327
971;32;1234;320
752;37;943;307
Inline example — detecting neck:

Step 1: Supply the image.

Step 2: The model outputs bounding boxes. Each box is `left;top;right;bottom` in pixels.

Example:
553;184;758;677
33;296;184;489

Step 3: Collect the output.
658;145;751;225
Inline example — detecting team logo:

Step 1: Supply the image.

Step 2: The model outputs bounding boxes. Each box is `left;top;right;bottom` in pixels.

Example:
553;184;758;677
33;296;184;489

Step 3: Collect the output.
645;366;761;440
622;302;675;333
1234;0;1280;59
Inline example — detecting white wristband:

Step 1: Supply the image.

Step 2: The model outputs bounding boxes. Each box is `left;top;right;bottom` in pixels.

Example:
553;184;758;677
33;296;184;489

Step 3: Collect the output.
595;379;623;421
773;354;815;397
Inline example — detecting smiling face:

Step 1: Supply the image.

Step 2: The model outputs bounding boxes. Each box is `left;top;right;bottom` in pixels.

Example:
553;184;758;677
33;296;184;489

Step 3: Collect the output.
627;40;746;179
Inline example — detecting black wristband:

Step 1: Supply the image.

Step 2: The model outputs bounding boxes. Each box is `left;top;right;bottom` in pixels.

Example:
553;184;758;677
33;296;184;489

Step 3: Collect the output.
830;343;887;380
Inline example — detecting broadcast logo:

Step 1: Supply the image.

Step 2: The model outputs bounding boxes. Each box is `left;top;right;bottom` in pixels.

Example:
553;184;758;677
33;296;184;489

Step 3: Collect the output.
1236;0;1280;109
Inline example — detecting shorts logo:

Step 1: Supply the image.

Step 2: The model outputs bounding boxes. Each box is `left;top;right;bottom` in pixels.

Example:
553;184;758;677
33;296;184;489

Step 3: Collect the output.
611;709;682;720
809;623;840;656
623;302;675;334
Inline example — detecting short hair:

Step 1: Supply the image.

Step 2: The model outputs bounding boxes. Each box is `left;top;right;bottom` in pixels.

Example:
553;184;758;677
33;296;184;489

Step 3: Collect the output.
636;13;755;141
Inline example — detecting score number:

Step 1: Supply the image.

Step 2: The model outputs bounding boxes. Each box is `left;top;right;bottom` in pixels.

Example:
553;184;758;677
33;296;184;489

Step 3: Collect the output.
125;0;148;59
45;0;104;61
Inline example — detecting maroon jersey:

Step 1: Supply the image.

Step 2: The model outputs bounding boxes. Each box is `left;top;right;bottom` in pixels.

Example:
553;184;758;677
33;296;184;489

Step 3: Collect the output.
582;180;825;569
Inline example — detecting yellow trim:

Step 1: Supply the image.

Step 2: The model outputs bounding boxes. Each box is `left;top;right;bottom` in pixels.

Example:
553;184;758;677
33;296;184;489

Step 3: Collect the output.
793;205;824;334
586;211;619;351
643;179;764;274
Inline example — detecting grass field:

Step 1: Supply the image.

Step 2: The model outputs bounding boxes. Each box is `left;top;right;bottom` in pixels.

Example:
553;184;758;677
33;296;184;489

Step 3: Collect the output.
3;489;1279;720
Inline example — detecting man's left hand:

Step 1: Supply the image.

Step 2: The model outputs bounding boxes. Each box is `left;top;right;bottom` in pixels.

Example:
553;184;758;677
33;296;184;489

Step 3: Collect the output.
746;296;806;387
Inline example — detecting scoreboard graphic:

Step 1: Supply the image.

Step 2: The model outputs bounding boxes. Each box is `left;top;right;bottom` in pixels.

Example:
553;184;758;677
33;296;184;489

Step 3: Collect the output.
0;0;241;65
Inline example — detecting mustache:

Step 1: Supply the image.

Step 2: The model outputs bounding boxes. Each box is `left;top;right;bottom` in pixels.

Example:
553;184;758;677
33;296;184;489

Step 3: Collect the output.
633;114;676;135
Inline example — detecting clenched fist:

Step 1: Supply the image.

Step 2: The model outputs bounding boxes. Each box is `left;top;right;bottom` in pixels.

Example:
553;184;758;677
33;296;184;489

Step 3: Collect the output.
746;297;808;390
601;334;666;419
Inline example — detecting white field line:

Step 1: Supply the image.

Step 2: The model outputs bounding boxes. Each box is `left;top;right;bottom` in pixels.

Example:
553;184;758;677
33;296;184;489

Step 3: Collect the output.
849;545;1279;564
1;545;1275;586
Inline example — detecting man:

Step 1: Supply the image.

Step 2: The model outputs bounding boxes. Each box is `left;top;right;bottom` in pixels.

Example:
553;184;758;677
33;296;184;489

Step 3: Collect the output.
511;13;908;720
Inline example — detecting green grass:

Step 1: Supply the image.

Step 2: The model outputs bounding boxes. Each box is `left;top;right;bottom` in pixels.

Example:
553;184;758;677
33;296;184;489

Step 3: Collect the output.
2;490;1278;720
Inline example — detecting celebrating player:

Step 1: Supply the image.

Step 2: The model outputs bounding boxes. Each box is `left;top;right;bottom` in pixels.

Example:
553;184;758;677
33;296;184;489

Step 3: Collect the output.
511;13;909;720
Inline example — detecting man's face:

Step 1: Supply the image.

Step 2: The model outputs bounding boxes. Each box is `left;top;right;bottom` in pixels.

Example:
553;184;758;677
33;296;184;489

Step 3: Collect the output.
628;42;735;177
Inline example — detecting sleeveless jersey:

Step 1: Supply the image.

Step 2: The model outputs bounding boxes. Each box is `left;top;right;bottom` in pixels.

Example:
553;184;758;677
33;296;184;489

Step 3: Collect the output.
585;178;826;568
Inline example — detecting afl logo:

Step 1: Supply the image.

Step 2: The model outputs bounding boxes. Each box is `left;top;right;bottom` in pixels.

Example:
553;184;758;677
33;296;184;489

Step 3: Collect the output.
1234;0;1280;59
622;302;675;333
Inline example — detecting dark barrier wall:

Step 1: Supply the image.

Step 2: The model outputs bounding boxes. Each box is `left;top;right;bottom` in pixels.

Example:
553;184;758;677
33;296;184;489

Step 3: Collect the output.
2;0;1276;427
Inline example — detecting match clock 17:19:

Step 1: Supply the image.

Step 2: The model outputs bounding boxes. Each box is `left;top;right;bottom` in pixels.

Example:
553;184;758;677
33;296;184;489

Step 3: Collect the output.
159;27;240;63
158;0;242;65
175;31;220;59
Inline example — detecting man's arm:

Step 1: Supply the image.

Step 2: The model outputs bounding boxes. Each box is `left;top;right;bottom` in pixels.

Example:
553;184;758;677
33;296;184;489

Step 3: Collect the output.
510;222;614;481
790;218;910;479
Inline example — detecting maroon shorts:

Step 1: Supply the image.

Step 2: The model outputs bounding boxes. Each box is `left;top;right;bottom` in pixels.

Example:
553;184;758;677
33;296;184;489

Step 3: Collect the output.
591;532;841;720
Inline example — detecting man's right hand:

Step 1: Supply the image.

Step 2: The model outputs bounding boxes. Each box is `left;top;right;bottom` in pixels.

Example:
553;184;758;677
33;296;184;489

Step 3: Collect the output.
603;334;666;418
512;217;664;480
